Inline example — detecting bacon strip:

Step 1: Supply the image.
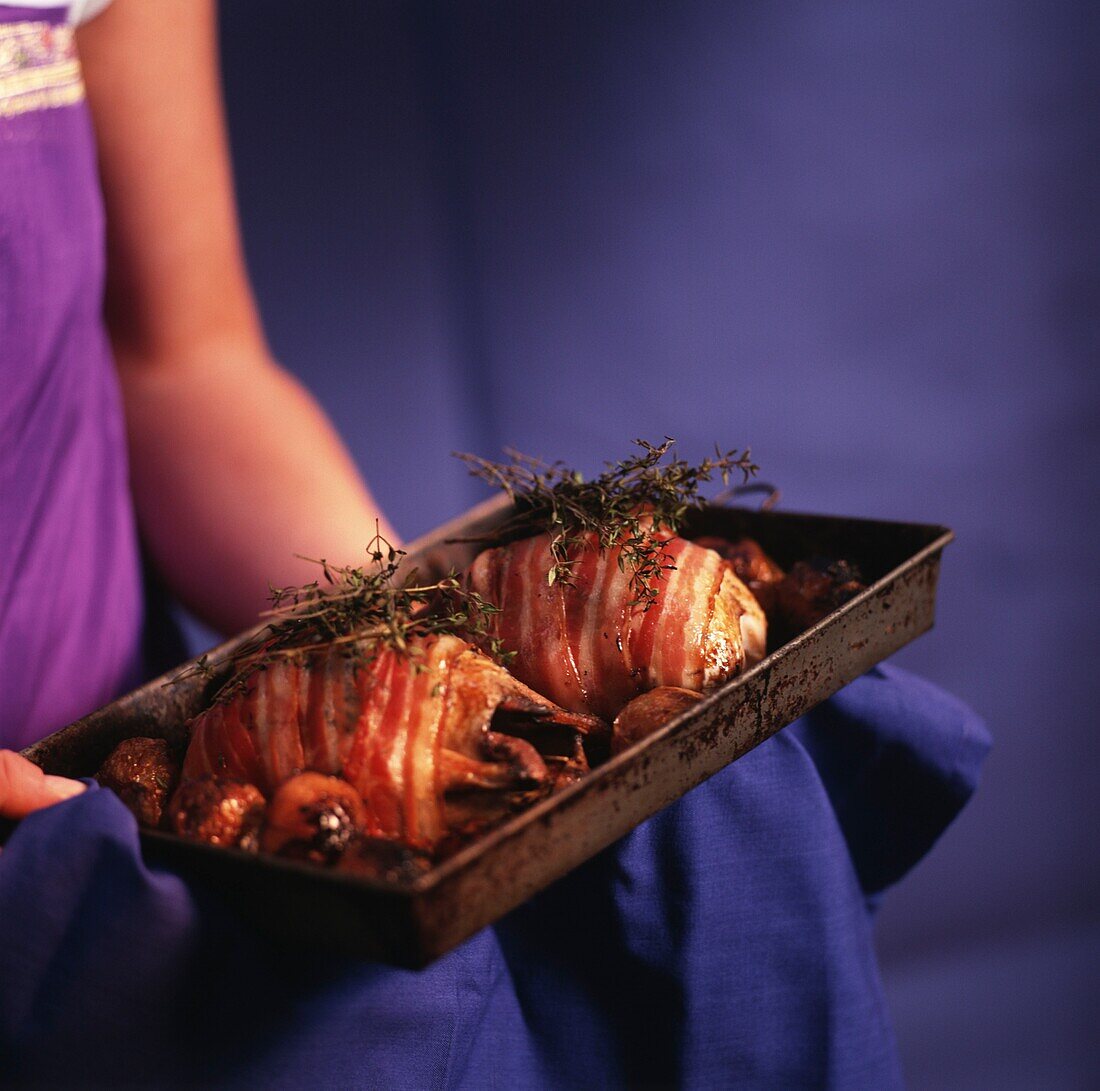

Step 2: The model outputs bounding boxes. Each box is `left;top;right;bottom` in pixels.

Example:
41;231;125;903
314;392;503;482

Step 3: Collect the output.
466;532;766;719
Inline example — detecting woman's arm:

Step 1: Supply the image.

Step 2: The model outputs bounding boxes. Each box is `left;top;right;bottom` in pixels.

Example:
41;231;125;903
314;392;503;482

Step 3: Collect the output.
76;0;397;636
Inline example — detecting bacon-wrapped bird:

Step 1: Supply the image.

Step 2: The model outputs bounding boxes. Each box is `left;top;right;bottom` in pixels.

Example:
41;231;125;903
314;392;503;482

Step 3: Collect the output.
465;532;766;721
182;634;600;851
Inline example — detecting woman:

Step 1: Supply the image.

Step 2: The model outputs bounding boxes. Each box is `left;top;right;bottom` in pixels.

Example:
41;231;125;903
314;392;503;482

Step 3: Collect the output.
2;0;394;776
1;3;989;1086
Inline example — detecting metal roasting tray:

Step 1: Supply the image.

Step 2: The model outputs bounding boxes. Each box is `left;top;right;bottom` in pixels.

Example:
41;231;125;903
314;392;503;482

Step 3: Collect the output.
8;499;953;968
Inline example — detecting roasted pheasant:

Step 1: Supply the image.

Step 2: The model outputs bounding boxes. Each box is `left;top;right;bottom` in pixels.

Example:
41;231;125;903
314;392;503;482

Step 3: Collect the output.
458;441;767;722
181;634;600;852
466;530;766;721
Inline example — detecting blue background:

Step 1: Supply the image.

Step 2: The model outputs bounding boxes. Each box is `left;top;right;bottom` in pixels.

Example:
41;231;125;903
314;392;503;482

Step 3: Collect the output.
213;1;1097;1084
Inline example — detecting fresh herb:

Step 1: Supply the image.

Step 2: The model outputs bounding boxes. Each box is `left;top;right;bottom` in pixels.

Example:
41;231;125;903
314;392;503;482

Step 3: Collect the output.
454;437;757;607
170;527;510;705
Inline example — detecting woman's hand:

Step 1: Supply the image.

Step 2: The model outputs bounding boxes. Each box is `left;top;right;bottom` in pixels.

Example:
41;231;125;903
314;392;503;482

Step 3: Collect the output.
0;751;85;821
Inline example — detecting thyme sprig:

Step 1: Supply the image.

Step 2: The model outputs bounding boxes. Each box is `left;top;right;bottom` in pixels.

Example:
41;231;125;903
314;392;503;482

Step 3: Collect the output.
455;437;757;607
171;528;510;705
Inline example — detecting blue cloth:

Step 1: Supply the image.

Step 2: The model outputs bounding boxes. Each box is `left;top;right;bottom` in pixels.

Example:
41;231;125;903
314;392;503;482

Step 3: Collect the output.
0;665;989;1089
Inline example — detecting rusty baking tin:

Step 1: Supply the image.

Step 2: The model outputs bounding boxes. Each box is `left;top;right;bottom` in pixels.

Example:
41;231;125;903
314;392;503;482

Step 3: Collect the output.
10;500;952;967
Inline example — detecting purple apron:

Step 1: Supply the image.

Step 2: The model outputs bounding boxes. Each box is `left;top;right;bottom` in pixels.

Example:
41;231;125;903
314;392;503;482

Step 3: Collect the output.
0;4;143;748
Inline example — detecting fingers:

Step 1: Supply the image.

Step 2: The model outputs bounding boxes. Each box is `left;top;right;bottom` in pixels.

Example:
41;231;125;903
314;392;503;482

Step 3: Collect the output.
0;750;86;821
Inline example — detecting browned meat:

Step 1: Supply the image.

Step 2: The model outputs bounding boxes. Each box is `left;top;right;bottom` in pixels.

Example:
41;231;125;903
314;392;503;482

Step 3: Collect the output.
95;737;179;828
693;536;785;614
771;558;866;644
611;687;704;756
261;773;367;864
169;779;266;851
336;836;433;883
545;731;591;790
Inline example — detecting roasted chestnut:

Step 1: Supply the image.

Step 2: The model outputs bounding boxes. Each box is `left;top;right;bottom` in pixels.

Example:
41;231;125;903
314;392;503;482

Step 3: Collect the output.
169;778;266;850
612;687;704;755
96;737;180;828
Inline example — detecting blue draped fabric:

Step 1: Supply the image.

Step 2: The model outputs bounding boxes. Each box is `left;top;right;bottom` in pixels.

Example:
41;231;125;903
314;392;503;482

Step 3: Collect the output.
0;665;989;1088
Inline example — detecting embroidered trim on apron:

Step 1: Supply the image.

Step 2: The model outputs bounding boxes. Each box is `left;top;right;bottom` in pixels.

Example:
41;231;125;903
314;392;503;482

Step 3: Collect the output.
0;21;83;118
